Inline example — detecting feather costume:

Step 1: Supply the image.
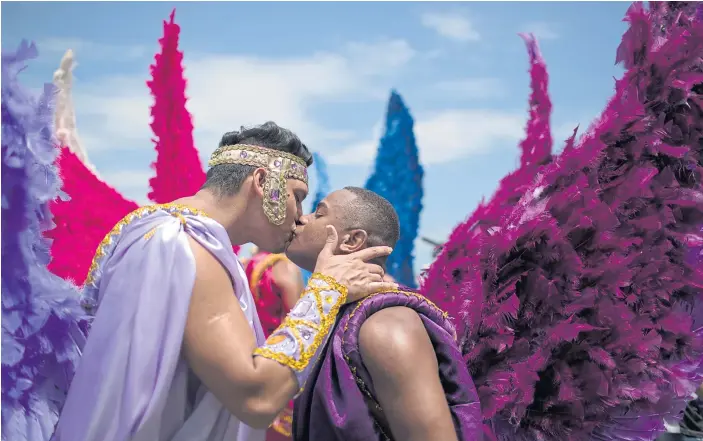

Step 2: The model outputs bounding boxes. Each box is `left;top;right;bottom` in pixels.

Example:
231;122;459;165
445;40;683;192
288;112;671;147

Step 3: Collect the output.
421;2;703;440
46;50;139;283
47;10;238;286
1;41;87;441
53;49;97;174
420;33;555;334
365;91;424;288
147;10;206;204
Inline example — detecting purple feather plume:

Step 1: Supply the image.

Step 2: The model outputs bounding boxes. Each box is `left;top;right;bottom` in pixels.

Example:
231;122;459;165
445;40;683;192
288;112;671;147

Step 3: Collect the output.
1;41;87;441
423;2;703;440
420;32;554;336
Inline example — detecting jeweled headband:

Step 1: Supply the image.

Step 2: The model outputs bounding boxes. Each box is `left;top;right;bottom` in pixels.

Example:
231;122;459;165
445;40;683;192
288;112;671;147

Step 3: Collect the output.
208;144;309;226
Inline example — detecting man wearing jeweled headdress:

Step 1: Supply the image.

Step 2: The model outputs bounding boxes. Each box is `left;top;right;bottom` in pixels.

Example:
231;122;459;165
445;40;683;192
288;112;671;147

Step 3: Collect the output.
45;19;326;441
52;122;397;441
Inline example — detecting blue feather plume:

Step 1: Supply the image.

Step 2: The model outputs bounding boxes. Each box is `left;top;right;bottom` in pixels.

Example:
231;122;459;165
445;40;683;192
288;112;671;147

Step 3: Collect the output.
301;151;332;285
364;90;424;287
310;151;330;213
1;41;86;441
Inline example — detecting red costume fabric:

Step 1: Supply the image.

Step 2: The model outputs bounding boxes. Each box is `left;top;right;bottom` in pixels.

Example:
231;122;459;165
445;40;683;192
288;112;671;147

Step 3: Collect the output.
243;250;296;440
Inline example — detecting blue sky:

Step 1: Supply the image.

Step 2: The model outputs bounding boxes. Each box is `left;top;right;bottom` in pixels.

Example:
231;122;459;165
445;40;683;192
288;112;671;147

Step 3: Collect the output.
2;1;631;273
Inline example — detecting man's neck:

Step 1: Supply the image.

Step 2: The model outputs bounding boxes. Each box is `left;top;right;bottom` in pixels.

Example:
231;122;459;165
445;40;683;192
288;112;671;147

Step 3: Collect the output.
173;190;251;245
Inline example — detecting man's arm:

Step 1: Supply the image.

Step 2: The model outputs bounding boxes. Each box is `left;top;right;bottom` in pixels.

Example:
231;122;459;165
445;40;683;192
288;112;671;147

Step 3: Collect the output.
359;306;459;441
183;226;397;430
183;237;298;429
271;259;304;312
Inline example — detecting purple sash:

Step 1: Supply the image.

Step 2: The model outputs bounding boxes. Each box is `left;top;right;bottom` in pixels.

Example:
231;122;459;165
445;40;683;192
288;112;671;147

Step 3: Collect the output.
293;290;482;441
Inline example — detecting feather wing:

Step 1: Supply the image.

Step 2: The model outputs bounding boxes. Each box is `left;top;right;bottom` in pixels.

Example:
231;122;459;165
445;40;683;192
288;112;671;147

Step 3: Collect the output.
145;11;241;255
53;49;97;174
423;3;703;440
365;91;424;288
47;46;139;284
1;41;87;441
146;10;206;205
420;32;555;331
46;147;139;284
310;151;330;212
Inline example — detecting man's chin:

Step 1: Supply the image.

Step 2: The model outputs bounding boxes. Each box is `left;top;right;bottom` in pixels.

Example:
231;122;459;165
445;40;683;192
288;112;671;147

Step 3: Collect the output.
284;245;314;272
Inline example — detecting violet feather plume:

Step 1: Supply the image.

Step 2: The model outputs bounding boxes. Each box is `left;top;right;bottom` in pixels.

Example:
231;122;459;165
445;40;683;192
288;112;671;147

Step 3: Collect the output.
420;33;554;333
1;41;87;441
518;33;554;168
431;3;703;440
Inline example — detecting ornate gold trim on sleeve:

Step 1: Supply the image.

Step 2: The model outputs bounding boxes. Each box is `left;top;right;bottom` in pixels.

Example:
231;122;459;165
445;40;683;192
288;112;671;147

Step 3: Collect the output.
253;273;347;375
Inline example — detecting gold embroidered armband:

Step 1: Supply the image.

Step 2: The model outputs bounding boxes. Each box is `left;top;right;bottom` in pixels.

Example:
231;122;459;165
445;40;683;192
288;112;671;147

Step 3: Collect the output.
253;273;347;389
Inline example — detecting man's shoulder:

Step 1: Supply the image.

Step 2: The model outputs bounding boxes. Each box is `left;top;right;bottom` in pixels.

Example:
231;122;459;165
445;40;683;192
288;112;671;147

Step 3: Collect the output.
359;306;427;360
346;288;448;329
357;305;436;383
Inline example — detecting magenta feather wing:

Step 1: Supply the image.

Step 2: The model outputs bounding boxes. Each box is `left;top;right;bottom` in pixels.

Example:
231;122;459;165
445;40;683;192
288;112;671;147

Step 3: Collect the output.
146;10;206;204
420;31;554;335
423;2;703;440
47;147;139;285
145;11;240;255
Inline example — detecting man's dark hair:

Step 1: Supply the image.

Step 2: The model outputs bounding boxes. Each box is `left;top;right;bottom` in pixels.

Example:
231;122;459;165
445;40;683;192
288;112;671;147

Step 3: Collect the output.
201;121;313;197
341;186;400;267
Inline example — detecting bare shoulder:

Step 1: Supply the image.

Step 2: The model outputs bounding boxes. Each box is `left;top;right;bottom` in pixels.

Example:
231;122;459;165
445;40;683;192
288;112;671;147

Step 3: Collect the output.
359;307;456;441
186;236;230;287
359;306;433;374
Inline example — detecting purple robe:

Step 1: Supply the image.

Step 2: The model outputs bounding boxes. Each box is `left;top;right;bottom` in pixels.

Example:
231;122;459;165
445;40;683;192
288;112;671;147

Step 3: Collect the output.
53;204;267;441
293;290;483;441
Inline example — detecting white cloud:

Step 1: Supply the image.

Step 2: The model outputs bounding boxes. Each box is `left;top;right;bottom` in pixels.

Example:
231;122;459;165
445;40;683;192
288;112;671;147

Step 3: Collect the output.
100;170;153;205
330;109;525;166
72;38;415;160
433;77;505;99
37;37;149;61
421;12;480;42
344;40;416;75
61;36;526;203
520;22;560;41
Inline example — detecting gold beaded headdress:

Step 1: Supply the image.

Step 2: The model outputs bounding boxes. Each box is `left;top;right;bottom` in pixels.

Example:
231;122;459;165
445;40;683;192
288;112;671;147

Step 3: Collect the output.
208;144;308;226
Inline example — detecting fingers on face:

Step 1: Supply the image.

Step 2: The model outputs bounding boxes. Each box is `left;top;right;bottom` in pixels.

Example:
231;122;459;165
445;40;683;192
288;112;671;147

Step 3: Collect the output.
369;273;383;282
367;264;384;276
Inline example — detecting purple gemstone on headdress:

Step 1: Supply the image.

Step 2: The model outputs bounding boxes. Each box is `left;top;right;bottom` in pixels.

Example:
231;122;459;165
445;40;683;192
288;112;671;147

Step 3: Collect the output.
240;151;248;158
291;163;297;170
303;168;308;175
271;190;280;201
274;159;281;167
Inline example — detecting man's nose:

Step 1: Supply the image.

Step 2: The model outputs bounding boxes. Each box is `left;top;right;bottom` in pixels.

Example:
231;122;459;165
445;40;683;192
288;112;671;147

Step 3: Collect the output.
298;214;310;225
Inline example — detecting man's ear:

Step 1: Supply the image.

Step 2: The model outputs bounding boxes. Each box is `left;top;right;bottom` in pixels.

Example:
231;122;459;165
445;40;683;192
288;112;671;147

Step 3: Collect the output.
251;168;268;198
339;229;368;253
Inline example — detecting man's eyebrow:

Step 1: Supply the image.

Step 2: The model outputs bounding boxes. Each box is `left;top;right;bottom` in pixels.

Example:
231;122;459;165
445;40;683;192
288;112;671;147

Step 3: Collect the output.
316;201;328;209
